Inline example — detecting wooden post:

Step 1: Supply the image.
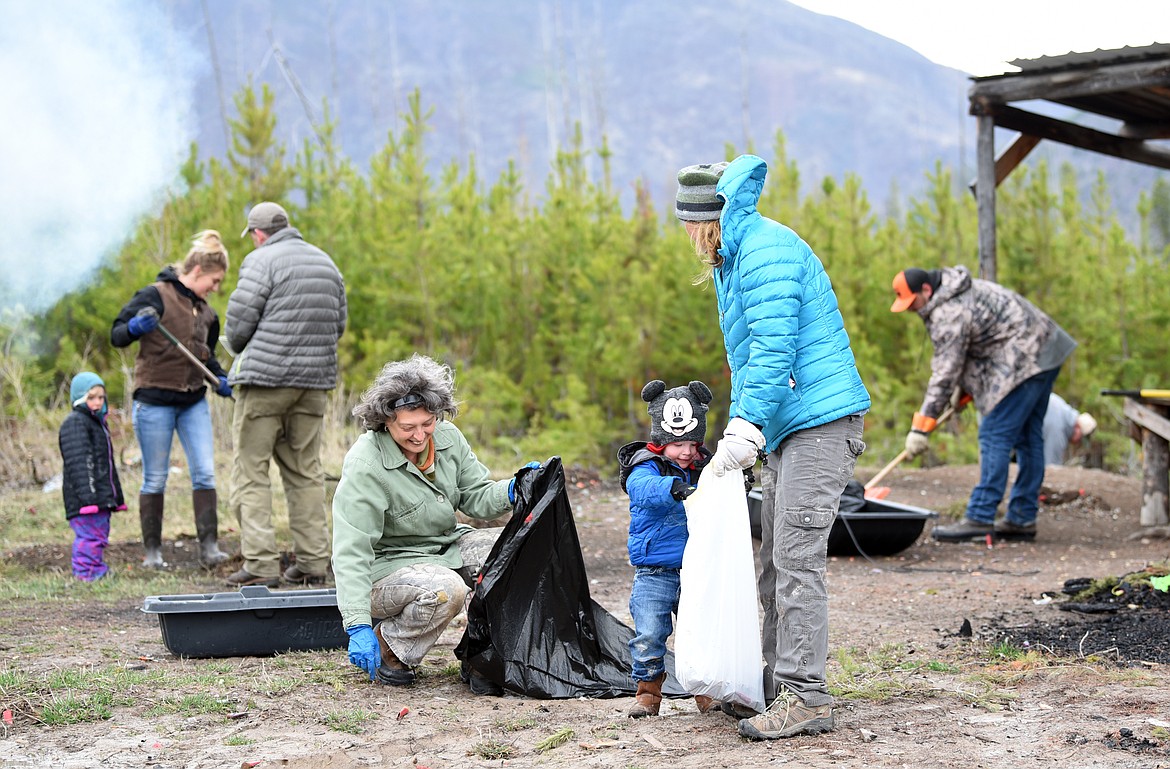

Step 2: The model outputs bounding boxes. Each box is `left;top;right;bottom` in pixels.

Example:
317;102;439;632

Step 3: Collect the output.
1124;398;1170;527
1140;404;1170;527
976;114;997;283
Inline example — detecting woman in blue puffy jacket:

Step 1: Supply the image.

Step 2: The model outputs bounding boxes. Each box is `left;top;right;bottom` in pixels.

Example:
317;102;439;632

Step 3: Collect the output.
675;155;870;740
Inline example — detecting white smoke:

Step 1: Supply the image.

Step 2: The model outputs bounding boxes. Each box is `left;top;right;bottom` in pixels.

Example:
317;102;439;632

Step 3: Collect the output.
0;0;203;314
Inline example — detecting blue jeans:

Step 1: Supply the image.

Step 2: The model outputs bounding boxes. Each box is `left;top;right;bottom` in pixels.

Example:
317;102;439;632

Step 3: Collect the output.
133;398;216;493
966;367;1061;525
628;566;681;682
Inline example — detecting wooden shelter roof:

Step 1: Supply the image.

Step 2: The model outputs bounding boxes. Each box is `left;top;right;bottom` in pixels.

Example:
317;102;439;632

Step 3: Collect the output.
967;43;1170;281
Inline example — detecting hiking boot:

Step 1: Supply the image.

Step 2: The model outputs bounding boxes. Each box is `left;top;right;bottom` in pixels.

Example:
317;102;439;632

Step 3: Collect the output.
694;695;718;714
373;622;416;686
224;568;280;588
738;693;835;740
282;564;327;585
627;674;665;718
931;517;995;542
994;519;1037;541
719;699;760;719
460;659;503;696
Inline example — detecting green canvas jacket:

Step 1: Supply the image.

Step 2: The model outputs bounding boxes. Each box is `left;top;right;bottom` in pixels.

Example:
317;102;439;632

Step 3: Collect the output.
332;421;511;629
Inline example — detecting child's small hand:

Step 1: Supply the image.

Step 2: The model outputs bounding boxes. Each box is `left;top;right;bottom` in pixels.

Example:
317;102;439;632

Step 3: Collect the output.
670;478;696;501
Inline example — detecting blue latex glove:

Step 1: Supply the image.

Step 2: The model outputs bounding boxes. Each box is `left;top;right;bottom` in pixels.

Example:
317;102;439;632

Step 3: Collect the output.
346;624;380;681
215;376;233;398
508;461;542;503
128;311;159;337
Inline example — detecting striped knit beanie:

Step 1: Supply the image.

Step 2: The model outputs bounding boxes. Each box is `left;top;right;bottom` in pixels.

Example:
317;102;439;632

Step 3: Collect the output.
675;162;728;222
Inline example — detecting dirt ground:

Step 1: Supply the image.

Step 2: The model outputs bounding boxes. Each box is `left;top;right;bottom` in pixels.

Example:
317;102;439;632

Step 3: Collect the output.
3;463;1170;769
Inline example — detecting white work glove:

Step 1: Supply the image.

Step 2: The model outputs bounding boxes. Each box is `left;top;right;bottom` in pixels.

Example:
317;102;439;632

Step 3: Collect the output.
710;417;765;476
904;430;930;459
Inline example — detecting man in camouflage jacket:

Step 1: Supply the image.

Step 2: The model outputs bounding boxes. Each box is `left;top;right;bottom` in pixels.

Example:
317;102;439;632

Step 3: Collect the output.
890;266;1076;542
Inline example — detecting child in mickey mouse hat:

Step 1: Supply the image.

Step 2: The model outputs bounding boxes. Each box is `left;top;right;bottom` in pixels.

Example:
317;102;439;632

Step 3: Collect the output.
617;379;721;718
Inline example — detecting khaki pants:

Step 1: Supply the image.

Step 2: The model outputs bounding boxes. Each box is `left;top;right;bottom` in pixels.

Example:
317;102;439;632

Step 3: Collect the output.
229;385;331;578
371;528;500;667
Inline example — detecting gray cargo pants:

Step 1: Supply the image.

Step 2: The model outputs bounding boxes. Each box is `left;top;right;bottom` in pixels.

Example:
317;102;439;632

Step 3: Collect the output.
370;528;500;667
758;413;865;707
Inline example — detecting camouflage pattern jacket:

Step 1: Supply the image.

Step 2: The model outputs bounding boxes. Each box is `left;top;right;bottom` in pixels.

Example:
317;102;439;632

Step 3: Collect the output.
917;266;1076;418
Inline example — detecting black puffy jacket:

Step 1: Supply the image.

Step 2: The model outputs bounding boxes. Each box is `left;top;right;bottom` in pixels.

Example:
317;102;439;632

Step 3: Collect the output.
58;406;125;519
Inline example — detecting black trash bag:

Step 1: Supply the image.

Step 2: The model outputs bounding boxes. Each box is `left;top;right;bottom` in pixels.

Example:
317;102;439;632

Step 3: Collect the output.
455;457;687;699
839;478;867;513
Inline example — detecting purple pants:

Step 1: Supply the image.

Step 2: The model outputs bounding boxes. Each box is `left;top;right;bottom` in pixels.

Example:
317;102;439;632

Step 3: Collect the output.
69;512;111;581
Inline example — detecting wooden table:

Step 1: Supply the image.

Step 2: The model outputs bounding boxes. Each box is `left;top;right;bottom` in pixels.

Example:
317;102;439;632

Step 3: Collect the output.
1122;396;1170;526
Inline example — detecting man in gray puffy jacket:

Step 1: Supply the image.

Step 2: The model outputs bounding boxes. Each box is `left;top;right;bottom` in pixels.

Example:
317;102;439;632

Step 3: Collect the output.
224;202;347;586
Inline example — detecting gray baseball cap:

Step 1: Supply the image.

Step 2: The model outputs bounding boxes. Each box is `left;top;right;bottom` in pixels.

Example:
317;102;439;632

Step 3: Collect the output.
240;202;289;238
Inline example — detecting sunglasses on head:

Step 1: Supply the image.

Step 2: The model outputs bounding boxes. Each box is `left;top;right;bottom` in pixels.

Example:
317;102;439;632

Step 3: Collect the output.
390;393;425;410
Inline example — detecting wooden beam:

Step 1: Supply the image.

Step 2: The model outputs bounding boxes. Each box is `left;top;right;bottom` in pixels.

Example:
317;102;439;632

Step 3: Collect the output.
976;115;997;282
969;58;1170;105
969;133;1042;196
1120;122;1170;139
1125;398;1170;442
990;106;1170;171
994;134;1042;185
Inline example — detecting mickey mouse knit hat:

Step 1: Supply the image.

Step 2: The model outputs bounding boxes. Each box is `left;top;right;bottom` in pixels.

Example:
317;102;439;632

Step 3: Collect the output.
675;162;728;222
642;379;713;445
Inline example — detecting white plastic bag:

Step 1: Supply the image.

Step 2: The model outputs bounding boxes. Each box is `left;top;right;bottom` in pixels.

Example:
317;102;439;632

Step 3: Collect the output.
675;468;765;711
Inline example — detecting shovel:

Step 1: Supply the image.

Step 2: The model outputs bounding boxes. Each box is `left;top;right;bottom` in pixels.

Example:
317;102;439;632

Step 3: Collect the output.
136;307;221;389
864;403;957;500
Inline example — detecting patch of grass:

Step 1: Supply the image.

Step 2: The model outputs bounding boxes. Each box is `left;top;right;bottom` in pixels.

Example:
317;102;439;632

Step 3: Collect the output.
224;734;256;746
0;668;29;690
0;563;194;603
146;693;238;717
470;739;515;760
987;639;1030;662
591;721;627;740
494;714;538;731
534;727;574;753
245;675;299;697
923;660;960;674
955;685;1019;712
323;708;378;735
417;660;462;681
830;644;941;701
40;690;120;725
939;499;969;520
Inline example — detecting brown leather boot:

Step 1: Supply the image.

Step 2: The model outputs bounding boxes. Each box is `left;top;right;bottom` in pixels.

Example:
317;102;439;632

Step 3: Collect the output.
139;493;166;568
627;673;665;718
193;489;230;567
694;695;718;714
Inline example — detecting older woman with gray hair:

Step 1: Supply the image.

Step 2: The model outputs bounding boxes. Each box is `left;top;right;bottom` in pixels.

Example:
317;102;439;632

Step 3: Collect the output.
332;354;537;693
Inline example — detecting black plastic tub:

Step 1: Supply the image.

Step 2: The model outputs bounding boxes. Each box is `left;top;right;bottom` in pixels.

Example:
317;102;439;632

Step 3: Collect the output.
746;490;938;556
141;585;348;658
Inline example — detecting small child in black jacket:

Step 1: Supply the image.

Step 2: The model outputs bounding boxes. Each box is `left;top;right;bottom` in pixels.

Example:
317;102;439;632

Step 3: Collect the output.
59;372;125;581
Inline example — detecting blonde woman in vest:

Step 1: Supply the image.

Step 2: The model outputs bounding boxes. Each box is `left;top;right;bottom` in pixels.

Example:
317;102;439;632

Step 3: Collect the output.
111;230;234;569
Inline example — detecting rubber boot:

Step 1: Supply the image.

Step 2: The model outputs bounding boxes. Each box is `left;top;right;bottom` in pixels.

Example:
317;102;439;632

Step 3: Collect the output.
139;493;167;568
627;673;665;718
193;489;229;567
